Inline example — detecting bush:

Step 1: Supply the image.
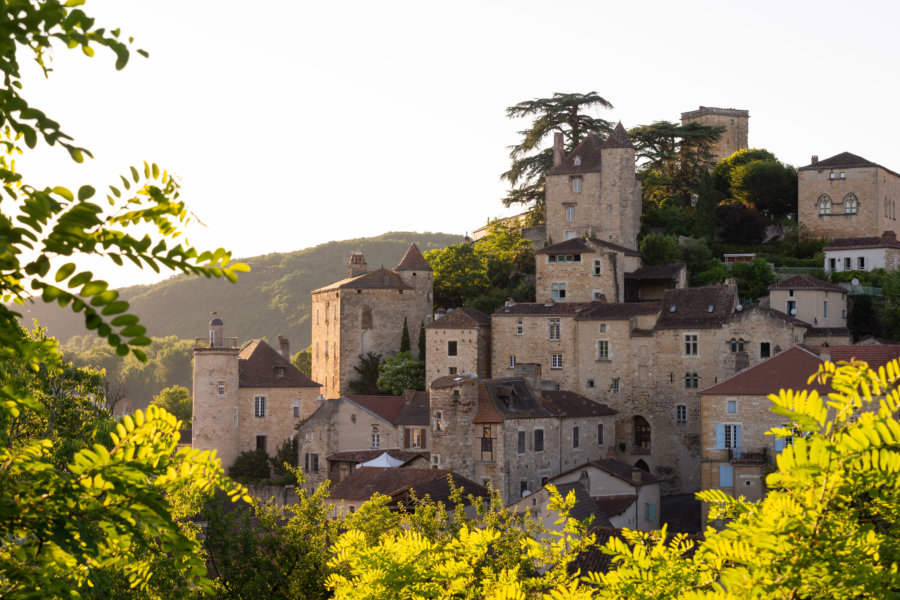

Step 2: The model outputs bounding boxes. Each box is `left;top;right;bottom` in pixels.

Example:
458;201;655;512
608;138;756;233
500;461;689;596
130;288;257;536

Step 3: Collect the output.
228;450;271;482
271;438;299;484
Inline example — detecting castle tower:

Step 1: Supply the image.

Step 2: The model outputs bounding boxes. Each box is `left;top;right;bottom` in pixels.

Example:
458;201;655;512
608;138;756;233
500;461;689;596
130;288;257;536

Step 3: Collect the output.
598;123;641;250
680;106;749;164
394;243;435;358
192;317;241;467
348;251;367;278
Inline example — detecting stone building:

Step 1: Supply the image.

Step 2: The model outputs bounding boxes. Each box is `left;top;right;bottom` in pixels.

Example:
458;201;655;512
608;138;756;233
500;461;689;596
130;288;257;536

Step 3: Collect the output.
797;152;900;240
192;319;322;469
768;275;848;331
424;307;491;387
428;365;617;503
310;244;433;399
535;238;642;304
680;106;749;163
824;231;900;273
296;391;430;491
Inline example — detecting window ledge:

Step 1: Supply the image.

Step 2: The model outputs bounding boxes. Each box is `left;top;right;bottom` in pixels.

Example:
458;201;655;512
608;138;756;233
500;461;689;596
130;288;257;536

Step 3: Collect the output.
596;358;611;363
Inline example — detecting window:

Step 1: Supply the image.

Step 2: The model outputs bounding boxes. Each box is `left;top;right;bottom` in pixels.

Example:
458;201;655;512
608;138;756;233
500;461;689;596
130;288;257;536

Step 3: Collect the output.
516;319;523;335
676;404;687;425
715;424;742;449
534;429;544;452
254;396;267;418
275;367;285;378
684;372;698;389
408;428;426;449
304;453;319;473
786;300;797;315
858;256;865;270
551;354;563;369
447;341;457;356
818;194;832;215
255;435;267;452
823;301;828;318
844;257;851;270
597;340;609;360
572;176;582;193
434;410;444;432
593;259;602;276
565;205;575;222
611;377;619;393
431;454;441;469
520;480;529;497
729;338;745;353
217;381;225;397
844;193;858;214
587;378;595;388
829;257;836;272
548;318;560;341
509;355;516;369
597;423;604;445
634;416;651;449
727;400;737;414
644;502;657;521
371;425;381;449
293;399;300;418
517;430;526;454
449;366;457;375
572;426;580;448
774;425;793;453
551;283;567;300
719;464;733;487
684;334;698;356
565;231;575;240
840;171;846;179
760;342;771;358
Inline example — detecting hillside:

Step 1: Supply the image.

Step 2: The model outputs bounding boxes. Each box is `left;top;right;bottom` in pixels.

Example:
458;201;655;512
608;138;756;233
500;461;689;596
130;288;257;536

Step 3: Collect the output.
19;231;463;349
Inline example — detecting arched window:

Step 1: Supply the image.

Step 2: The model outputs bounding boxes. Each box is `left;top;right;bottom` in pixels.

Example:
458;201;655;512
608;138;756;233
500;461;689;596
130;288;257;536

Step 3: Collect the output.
634;416;651;449
844;193;858;214
818;194;832;216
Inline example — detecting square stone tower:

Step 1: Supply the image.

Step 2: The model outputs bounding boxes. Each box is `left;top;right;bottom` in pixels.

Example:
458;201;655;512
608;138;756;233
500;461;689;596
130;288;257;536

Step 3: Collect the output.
680;106;749;164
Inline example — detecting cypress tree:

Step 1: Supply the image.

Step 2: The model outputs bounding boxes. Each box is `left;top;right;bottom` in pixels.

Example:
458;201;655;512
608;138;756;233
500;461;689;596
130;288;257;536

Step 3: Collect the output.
400;317;411;353
418;320;426;360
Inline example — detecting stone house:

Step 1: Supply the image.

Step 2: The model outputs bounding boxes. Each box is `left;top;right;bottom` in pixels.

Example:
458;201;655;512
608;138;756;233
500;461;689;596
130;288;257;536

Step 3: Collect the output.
425;307;491;387
192;319;322;469
535;237;643;304
310;244;433;399
798;152;900;240
768;275;848;331
428;365;617;504
295;390;430;491
506;481;612;538
680;106;749;164
823;231;900;273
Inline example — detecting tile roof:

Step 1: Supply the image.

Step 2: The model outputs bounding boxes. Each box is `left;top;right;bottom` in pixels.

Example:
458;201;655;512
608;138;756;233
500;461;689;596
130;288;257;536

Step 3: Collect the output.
806;327;852;338
430;374;478;389
326;449;427;465
823;234;900;251
592;494;638;517
799;151;877;171
426;307;491;329
575;301;660;321
747;306;811;328
624;263;685;280
654;285;735;330
541;391;617;417
631;328;654;337
536;236;641;257
345;395;408;425
769;275;845;293
389;471;489;507
494;301;598;318
587;458;662;486
553;482;615;526
547;133;604;175
474;379;617;422
312;268;412;293
807;344;900;370
328;467;485;502
601;122;634;148
395;243;432;271
568;526;620;575
237;340;321;388
700;345;829;396
393;390;430;426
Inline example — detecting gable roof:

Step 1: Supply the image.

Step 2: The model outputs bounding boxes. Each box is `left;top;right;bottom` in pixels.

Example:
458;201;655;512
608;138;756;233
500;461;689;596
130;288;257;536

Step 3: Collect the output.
535;236;641;257
624;263;685;281
426;307;491;329
393;390;430;426
326;449;427;465
345;395;408;425
548;133;604;175
474;378;615;423
601;122;633;148
237;340;321;388
494;300;598;318
395;243;432;271
806;344;900;370
555;458;662;487
575;301;660;321
328;467;486;502
700;345;828;396
312;268;412;293
541;391;617;417
769;274;846;293
389;471;489;507
654;285;735;330
799;152;878;171
592;494;638;517
823;234;900;251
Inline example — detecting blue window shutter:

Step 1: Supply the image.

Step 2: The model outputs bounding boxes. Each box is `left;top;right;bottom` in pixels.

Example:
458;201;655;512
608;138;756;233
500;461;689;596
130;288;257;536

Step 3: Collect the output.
715;425;725;450
735;425;742;448
719;464;733;487
649;503;657;521
775;437;785;452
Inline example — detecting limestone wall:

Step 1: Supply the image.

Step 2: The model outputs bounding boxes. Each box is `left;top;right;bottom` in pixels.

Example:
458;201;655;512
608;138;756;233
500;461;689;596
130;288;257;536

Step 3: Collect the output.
680;107;749;164
237;385;319;457
426;325;489;387
192;347;241;468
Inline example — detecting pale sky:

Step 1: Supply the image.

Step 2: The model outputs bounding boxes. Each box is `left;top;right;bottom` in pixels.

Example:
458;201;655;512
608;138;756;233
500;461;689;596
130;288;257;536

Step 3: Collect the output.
15;0;900;288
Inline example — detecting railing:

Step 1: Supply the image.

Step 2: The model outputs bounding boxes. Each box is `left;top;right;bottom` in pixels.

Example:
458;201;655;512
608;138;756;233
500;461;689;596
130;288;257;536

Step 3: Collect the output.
847;285;883;297
774;267;819;277
728;446;768;464
194;337;239;349
479;437;494;462
631;446;651;455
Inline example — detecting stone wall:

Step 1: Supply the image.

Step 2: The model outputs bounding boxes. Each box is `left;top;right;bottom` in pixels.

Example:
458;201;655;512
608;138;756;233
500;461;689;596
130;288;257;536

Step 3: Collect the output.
192;346;241;468
536;249;640;303
425;325;490;387
237;385;320;457
491;312;580;392
429;379;480;477
680;107;749;164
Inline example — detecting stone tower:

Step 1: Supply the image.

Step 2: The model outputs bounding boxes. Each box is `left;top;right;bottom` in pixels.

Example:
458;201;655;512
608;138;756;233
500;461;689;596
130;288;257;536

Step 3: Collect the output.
348;251;367;278
192;317;241;468
598;123;641;250
680;106;749;164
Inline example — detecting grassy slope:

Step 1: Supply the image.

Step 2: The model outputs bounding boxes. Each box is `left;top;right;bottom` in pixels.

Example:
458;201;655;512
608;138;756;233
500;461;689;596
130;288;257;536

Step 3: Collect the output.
19;231;463;349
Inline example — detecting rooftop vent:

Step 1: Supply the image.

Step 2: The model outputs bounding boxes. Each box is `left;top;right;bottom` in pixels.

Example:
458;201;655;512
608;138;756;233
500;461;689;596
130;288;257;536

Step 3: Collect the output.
669;305;676;313
707;305;714;313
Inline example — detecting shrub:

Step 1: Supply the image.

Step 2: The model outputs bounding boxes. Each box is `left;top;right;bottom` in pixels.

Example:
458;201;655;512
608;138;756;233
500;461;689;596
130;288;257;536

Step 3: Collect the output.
228;450;271;482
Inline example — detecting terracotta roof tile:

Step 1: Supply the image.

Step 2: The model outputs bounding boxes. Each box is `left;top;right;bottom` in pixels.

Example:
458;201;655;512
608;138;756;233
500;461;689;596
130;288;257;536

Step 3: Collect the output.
806;327;852;338
494;301;598;317
547;133;605;175
393;390;430;426
700;345;828;396
426;307;491;329
809;344;900;370
313;268;412;293
541;391;617;417
395;243;432;271
326;449;427;465
624;263;685;280
237;340;321;388
654;285;735;330
345;395;408;425
575;301;660;321
769;275;845;293
823;234;900;250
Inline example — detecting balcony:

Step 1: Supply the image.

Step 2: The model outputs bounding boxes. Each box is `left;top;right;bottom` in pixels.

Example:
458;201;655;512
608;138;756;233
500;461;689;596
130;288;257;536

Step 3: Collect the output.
631;446;651;456
728;447;768;464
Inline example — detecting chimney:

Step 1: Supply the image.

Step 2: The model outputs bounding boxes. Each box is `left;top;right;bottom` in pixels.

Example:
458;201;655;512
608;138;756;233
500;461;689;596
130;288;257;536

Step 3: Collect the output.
883;231;897;243
348;251;367;278
631;468;642;484
514;363;542;395
811;155;819;165
553;132;565;167
820;344;831;363
277;334;290;358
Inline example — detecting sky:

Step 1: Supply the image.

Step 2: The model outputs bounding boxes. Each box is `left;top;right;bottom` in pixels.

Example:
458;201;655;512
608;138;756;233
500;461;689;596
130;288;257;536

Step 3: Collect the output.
15;0;900;288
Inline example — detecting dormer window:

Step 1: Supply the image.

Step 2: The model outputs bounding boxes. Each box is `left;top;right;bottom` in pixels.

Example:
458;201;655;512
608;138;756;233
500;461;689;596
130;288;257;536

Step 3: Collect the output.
573;156;581;166
275;367;285;378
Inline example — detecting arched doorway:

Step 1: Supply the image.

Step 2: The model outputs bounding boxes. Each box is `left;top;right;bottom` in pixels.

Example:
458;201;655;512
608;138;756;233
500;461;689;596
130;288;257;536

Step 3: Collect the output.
634;459;650;472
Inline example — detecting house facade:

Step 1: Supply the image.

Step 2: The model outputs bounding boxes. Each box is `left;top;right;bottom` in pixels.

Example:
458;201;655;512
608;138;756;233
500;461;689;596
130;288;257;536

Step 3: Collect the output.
823;231;900;273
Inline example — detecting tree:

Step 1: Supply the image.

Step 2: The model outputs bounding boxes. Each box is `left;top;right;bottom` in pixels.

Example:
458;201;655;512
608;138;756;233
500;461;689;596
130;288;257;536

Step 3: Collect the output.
716;202;768;245
417;321;425;361
150;385;192;425
692;171;721;239
730;257;776;301
0;3;249;596
639;233;682;266
501;92;613;221
712;147;778;198
291;345;312;377
730;159;798;219
348;351;383;395
399;317;411;353
376;351;424;395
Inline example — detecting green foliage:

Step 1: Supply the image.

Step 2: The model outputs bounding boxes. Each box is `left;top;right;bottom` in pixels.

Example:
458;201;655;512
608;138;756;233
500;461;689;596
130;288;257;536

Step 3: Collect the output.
348;352;383;395
712;147;778;198
270;437;299;483
399;317;411;353
730;159;798;219
291;345;312;377
639;233;682;266
640;199;696;238
730;257;776;301
228;450;271;482
716;202;768;245
417;321;426;362
692;171;720;239
502;92;613;221
377;351;425;396
150;385;192;425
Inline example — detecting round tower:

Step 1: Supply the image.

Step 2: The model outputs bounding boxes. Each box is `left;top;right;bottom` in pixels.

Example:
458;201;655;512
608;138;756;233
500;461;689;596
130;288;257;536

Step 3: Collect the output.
192;318;241;468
